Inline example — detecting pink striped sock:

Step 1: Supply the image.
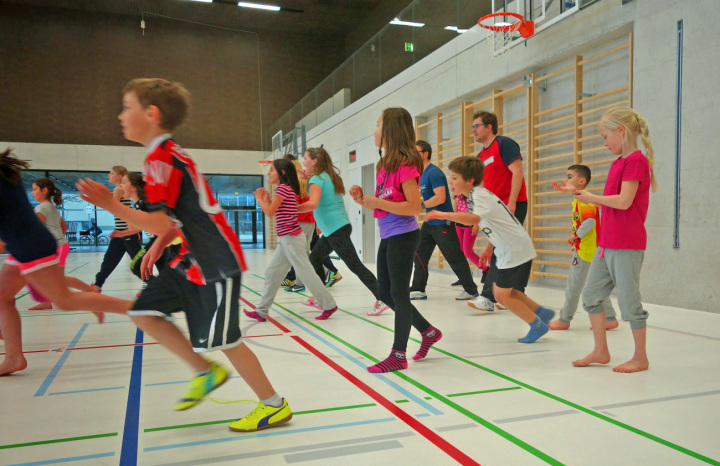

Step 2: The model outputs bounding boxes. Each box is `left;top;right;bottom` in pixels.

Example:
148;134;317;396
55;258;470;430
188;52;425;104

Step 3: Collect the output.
367;350;408;373
412;326;443;361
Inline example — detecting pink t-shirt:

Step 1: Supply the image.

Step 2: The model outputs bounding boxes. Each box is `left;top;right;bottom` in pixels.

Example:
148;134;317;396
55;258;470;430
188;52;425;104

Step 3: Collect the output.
598;150;650;250
374;163;420;239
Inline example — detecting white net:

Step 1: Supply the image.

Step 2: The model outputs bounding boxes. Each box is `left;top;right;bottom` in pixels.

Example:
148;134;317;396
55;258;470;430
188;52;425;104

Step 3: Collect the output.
479;15;524;57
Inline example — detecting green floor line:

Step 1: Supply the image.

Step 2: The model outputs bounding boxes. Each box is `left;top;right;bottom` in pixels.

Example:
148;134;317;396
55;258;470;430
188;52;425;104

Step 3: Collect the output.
447;387;523;397
241;283;561;465
144;403;379;432
14;263;88;302
245;279;720;465
144;387;525;434
0;433;117;450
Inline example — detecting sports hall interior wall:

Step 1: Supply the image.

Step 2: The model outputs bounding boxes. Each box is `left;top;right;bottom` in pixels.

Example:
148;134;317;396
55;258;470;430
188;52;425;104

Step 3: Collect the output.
0;2;345;151
298;0;720;313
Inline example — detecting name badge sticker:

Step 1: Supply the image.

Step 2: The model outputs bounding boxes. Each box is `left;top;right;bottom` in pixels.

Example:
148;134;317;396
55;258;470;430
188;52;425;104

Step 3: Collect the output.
483;156;494;166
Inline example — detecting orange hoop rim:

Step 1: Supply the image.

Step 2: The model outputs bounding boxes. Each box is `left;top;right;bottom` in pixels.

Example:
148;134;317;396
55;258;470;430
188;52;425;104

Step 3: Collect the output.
478;12;534;38
258;160;273;164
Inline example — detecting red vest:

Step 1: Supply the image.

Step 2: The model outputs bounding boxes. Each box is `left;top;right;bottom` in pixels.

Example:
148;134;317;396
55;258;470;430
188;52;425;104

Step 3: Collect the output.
477;136;528;204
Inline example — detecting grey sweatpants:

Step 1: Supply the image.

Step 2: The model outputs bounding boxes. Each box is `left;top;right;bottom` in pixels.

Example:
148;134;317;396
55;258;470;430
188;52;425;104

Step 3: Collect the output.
255;233;336;318
582;248;648;330
559;250;617;323
293;222;316;287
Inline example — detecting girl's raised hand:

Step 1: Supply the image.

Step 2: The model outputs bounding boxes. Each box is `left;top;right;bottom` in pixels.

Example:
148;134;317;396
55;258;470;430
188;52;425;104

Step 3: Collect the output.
349;185;364;201
254;187;268;202
574;189;592;203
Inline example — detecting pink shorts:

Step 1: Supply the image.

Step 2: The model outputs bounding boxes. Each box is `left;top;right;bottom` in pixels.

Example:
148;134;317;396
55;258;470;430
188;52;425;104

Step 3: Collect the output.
5;253;59;275
6;243;69;275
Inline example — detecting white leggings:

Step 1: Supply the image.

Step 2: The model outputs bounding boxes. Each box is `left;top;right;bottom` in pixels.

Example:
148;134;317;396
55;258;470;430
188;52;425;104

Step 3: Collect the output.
255;233;335;318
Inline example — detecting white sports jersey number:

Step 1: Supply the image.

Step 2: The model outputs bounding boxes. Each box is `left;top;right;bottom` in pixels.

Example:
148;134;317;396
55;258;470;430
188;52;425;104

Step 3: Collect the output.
497;200;520;225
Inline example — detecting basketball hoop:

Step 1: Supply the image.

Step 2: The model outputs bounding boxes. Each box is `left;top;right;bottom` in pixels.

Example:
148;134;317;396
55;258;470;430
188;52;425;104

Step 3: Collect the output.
478;12;534;56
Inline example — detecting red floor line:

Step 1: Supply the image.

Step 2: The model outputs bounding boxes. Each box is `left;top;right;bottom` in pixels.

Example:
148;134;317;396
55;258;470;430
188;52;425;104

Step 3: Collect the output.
290;335;480;466
21;332;286;354
240;296;292;334
1;349;50;356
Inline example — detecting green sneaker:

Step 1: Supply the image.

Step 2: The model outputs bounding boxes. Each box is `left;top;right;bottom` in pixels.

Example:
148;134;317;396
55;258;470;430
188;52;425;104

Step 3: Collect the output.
228;398;292;432
173;362;229;411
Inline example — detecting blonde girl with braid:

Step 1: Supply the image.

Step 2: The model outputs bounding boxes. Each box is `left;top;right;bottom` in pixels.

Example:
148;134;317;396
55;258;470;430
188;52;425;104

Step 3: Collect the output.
561;107;656;373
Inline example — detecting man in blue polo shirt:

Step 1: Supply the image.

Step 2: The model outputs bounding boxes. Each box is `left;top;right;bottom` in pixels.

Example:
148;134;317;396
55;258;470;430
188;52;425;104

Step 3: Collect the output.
409;140;479;301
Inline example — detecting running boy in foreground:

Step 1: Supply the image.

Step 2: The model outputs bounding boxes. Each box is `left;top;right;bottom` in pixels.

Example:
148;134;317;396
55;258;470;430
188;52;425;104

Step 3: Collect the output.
78;78;291;431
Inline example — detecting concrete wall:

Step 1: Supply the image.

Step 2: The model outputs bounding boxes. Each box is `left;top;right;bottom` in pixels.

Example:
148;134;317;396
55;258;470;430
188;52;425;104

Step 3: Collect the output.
300;0;720;313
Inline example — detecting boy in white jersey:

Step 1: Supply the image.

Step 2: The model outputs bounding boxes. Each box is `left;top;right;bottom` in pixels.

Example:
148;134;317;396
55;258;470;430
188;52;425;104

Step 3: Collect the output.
425;157;554;343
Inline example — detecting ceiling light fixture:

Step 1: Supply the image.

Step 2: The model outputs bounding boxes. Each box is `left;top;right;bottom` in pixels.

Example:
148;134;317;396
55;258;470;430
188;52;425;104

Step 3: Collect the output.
444;26;468;33
389;17;424;28
189;0;213;3
238;2;281;11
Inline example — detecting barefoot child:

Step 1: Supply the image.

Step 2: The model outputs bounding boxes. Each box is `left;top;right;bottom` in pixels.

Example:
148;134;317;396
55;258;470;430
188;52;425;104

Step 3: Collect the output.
246;158;338;322
27;177;98;310
350;107;442;372
563;107;656;373
78;78;292;430
548;165;618;330
426;156;555;343
1;150;130;376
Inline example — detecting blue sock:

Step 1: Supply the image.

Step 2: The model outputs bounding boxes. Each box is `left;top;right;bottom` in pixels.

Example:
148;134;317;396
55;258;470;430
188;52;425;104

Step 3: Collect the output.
534;305;555;324
518;317;549;343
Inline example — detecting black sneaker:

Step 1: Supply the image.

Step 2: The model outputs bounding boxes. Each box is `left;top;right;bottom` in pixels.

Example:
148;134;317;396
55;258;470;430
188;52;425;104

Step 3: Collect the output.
450;280;461;286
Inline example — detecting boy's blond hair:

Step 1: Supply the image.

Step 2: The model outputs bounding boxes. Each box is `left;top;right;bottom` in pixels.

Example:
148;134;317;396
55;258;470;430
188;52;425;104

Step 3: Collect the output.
122;78;191;131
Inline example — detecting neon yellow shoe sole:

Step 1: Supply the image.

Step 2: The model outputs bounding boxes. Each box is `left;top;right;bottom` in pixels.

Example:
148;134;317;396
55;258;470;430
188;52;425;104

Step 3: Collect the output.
173;362;229;411
228;399;292;432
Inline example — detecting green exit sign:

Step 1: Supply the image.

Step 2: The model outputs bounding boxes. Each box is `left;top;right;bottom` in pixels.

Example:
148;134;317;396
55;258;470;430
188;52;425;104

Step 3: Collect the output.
404;42;414;52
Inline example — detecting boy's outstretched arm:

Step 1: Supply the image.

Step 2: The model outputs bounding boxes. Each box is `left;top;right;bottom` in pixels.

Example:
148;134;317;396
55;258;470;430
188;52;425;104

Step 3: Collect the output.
77;178;173;236
424;210;480;226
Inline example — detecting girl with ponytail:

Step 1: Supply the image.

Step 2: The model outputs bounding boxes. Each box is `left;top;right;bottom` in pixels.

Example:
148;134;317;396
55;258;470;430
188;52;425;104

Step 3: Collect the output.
299;146;388;315
28;178;97;310
569;107;656;373
349;108;441;373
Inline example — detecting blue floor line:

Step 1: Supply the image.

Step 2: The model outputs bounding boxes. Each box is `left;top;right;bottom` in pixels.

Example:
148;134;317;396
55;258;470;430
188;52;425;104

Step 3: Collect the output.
34;324;88;397
144;417;396;452
119;328;144;465
7;452;115;466
145;376;242;387
271;306;444;416
49;386;125;395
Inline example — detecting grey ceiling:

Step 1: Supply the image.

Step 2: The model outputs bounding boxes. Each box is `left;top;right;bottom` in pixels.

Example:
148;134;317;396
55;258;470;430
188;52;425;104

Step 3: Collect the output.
0;0;391;37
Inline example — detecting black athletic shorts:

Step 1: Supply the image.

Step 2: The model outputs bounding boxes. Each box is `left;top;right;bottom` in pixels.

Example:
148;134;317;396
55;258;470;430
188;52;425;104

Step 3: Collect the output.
495;259;532;292
128;269;242;352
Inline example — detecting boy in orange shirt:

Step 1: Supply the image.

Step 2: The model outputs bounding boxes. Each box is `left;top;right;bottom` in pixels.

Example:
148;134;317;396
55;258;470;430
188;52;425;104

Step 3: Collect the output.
549;165;617;330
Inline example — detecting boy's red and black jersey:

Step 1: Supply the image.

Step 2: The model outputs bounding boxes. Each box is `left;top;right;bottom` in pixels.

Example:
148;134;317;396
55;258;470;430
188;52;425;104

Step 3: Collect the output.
143;139;247;285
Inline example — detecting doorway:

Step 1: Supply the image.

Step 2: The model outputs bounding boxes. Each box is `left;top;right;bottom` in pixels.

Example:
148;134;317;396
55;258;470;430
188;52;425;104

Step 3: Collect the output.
361;163;375;263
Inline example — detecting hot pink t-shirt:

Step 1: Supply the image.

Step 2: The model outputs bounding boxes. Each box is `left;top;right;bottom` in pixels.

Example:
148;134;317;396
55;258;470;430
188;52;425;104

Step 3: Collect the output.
598;150;650;250
374;163;420;239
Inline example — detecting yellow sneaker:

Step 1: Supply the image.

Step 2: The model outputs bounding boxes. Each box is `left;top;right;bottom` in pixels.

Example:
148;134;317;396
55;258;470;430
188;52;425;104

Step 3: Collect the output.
173;362;229;411
228;398;292;432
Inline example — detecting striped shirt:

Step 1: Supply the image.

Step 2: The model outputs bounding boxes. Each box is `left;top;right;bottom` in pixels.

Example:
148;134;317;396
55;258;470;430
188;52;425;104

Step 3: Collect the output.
274;184;302;236
114;197;132;230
